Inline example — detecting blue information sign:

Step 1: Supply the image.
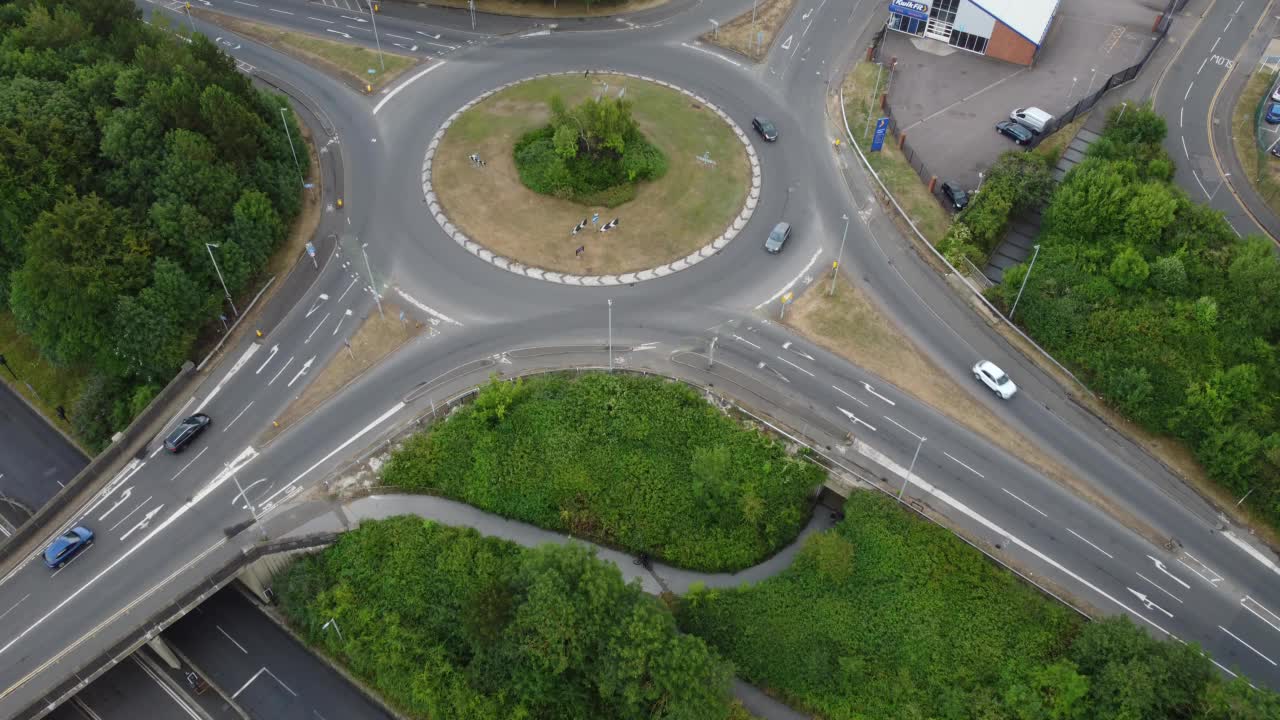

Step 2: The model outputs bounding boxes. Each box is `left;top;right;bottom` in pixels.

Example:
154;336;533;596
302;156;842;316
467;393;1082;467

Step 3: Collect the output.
889;0;930;22
870;118;890;152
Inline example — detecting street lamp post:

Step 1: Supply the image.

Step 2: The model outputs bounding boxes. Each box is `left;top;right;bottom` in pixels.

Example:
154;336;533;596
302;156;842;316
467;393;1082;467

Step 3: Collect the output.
898;434;926;501
279;108;305;188
230;471;266;540
1009;244;1041;321
707;335;717;369
205;243;239;317
363;0;385;71
1208;172;1232;201
829;213;850;296
360;242;385;319
976;171;985;194
607;298;613;373
322;618;344;642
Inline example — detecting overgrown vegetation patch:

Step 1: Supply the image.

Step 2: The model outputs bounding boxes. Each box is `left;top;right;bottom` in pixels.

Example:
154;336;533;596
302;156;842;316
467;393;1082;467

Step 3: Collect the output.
381;374;825;572
677;490;1276;719
277;518;740;719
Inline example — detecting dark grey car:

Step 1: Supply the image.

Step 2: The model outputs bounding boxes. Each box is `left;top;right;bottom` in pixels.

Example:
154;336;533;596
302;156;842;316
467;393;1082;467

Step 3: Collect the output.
764;222;792;254
165;413;211;453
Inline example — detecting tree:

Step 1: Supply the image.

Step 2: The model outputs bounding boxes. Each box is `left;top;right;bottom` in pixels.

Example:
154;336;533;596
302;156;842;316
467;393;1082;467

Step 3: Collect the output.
110;259;210;382
1002;661;1090;720
1125;182;1179;250
1108;246;1150;290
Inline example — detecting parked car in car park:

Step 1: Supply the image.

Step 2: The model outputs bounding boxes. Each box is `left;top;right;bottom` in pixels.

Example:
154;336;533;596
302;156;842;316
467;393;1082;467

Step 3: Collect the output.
752;116;778;142
764;222;792;254
973;360;1018;400
940;181;969;210
44;526;94;569
1009;107;1053;134
996;120;1033;145
165;413;211;453
1266;103;1280;124
1271;85;1280;102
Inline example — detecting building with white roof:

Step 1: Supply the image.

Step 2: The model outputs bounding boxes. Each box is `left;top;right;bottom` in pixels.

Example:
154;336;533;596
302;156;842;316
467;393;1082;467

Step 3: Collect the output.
886;0;1060;65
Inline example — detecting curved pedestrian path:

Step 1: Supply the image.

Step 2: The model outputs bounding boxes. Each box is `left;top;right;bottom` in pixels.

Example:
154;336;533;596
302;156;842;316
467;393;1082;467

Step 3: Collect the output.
279;492;832;719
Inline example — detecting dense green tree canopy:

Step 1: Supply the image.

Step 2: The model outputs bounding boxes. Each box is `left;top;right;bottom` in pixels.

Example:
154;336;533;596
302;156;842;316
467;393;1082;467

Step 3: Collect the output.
0;0;305;447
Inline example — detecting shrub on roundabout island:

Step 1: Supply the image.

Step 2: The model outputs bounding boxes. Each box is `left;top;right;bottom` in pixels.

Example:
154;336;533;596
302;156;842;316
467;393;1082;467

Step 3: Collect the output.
514;95;668;207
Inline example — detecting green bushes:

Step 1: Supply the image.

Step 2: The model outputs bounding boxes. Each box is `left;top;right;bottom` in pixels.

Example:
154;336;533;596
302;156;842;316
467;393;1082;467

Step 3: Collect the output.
381;374;825;572
939;151;1054;261
276;518;736;720
513;95;667;207
990;104;1280;530
677;490;1280;719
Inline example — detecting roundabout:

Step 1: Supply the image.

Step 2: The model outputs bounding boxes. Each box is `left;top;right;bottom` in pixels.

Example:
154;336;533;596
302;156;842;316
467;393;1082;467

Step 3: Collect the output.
423;72;757;283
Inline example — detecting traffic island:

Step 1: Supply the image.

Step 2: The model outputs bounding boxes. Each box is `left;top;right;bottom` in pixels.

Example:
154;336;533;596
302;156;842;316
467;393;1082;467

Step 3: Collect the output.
699;0;798;62
426;73;754;282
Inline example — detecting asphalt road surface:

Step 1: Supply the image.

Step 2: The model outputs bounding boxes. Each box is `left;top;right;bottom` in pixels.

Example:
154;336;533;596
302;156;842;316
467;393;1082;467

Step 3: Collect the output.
5;0;1280;716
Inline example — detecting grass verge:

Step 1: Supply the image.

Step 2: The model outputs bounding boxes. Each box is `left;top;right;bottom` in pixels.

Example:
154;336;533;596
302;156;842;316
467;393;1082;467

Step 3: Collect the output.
699;0;797;62
0;313;86;447
260;302;423;444
677;490;1081;718
194;11;417;91
381;373;825;572
1231;69;1280;216
1033;112;1088;165
783;280;1166;545
434;74;748;276
841;62;952;245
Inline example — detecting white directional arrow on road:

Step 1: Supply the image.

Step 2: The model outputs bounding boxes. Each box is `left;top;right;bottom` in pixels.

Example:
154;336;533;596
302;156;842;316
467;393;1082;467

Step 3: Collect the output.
1147;555;1191;589
332;308;353;336
288;356;315;388
837;407;877;431
306;293;329;318
256;345;279;375
1127;587;1174;618
326;28;352;39
339;14;368;22
392;43;419;52
861;381;896;406
98;487;132;522
121;504;165;542
416;30;441;39
780;34;793;51
781;341;815;361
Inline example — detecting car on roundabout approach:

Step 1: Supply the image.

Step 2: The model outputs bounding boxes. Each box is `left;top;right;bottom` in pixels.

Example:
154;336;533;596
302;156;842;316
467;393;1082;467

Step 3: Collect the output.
764;222;792;254
44;526;94;569
973;360;1017;400
165;413;211;453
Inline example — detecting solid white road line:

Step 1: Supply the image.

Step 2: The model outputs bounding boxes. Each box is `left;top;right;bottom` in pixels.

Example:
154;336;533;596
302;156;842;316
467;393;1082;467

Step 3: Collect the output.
223;401;255;433
831;384;869;407
1136;571;1183;603
49;544;94;579
373;61;447;115
680;42;742;67
1242;596;1280;634
385;32;414;40
268;356;294;386
755;248;823;308
217;625;248;654
168;447;208;483
131;655;202;720
1220;625;1277;666
307;16;334;23
0;594;29;622
1066;528;1113;559
881;415;921;441
1001;488;1048;518
269;7;293;14
108;495;154;533
775;356;814;376
942;451;984;478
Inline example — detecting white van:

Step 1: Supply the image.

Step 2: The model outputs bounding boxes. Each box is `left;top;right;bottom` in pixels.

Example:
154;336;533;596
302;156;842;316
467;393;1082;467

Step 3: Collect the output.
1009;107;1054;135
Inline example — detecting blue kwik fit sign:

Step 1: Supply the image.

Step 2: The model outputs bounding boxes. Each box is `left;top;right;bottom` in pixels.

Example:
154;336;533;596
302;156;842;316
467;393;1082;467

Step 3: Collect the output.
870;118;890;152
889;0;929;21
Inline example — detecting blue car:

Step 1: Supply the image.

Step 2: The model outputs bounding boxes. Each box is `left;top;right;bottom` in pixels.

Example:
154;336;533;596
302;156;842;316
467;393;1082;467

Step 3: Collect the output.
1266;103;1280;124
44;526;94;569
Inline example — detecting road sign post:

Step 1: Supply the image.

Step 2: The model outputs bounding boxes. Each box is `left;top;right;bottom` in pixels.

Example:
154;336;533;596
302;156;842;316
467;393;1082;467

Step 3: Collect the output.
779;292;793;319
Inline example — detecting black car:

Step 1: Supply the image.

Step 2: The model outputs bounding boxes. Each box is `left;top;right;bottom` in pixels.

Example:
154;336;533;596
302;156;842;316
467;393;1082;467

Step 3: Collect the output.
752;116;778;142
764;222;792;254
164;413;211;453
940;181;969;210
996;120;1033;145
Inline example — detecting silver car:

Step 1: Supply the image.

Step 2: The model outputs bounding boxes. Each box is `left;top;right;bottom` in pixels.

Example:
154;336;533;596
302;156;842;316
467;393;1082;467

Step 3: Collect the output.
973;360;1017;400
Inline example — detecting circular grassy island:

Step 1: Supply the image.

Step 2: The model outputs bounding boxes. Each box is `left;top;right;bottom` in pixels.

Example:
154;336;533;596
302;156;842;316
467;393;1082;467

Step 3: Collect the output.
431;74;751;276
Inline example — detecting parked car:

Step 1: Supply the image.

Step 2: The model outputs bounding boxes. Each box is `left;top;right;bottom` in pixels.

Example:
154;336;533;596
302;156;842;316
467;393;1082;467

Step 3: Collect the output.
1009;106;1054;134
940;181;969;210
1266;103;1280;124
973;360;1017;400
996;120;1033;145
164;413;211;453
764;222;792;254
1271;143;1280;158
1271;85;1280;102
44;526;94;569
752;116;778;142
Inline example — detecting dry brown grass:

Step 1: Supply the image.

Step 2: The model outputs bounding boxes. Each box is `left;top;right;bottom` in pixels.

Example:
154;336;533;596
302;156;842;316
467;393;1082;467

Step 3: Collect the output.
700;0;797;62
259;303;426;445
193;10;418;91
434;74;748;276
785;280;1169;547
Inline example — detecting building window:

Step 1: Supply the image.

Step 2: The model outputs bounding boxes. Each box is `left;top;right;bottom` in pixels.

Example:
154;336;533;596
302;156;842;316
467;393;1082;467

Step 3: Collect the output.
930;0;959;25
889;12;925;36
948;30;988;54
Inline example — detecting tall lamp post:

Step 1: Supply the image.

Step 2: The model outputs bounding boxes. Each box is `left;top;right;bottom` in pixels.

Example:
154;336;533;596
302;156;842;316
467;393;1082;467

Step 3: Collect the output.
205;243;238;317
230;469;266;540
363;0;385;71
1009;244;1041;321
829;213;850;296
898;434;926;501
279;108;305;188
607;298;613;373
360;242;385;319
